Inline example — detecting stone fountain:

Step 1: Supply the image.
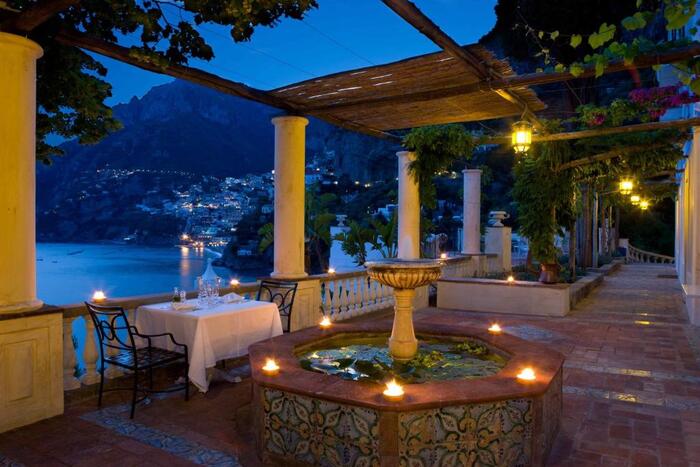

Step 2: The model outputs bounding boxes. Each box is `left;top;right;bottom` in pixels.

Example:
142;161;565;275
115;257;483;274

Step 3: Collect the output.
365;258;442;360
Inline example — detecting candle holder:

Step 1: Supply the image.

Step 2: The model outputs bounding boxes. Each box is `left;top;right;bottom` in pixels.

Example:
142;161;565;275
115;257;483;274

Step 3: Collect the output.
319;316;332;329
382;379;404;402
516;367;536;382
262;358;280;376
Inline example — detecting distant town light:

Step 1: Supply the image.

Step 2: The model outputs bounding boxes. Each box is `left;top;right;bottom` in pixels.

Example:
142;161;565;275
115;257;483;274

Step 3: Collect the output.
354;180;360;185
271;169;275;175
639;200;650;210
181;233;190;241
630;194;641;205
91;290;107;302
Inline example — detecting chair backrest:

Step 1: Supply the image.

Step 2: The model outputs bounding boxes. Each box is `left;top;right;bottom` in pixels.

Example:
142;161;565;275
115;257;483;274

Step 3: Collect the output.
84;302;137;357
257;280;298;332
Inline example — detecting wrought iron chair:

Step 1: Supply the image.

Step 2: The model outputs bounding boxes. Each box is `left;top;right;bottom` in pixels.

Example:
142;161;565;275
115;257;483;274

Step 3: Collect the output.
84;302;189;419
256;280;298;333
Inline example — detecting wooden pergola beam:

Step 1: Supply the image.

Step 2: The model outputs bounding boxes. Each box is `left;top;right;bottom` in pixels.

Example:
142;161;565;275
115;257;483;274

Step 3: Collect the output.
306;43;700;115
485;116;700;145
55;30;399;141
556;143;669;171
380;0;541;127
2;0;79;33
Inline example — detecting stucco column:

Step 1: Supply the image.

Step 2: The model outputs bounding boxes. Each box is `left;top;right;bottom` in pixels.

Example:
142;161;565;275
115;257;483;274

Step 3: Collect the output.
462;169;481;255
397;151;420;259
271;115;308;278
0;33;43;313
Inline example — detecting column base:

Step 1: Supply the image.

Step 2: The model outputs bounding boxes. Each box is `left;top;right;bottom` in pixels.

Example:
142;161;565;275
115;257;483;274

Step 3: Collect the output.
0;299;44;314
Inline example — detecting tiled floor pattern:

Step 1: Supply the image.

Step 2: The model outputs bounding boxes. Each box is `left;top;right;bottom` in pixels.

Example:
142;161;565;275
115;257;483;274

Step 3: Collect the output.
1;264;699;466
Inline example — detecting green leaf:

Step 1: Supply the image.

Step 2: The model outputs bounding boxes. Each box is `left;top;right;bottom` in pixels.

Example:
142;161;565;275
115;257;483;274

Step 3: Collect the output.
550;30;560;40
570;34;582;48
554;63;565;72
690;78;700;95
538;30;544;39
622;12;647;31
594;55;609;77
569;62;585;77
636;0;642;7
665;2;696;30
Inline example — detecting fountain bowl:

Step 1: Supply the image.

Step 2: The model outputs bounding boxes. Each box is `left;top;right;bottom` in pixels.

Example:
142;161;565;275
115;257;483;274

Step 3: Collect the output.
365;258;442;289
249;320;564;466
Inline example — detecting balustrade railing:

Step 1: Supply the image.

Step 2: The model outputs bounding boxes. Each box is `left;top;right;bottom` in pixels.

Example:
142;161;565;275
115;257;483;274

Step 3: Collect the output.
319;271;394;321
626;244;675;264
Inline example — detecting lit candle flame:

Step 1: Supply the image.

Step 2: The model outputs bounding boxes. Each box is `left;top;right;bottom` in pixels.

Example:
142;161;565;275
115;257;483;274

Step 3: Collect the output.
319;316;332;328
440;252;447;259
328;267;336;274
507;275;515;283
262;358;279;375
517;367;536;381
383;379;404;400
488;323;502;334
230;278;240;287
92;290;107;302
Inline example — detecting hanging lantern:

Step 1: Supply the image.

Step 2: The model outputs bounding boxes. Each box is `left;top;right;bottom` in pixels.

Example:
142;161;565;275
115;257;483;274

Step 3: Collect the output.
618;178;634;195
639;200;650;211
511;120;533;154
630;194;641;205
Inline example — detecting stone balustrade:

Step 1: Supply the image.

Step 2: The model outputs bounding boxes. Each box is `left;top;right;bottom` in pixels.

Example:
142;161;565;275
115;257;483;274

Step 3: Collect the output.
318;271;394;322
626;244;675;264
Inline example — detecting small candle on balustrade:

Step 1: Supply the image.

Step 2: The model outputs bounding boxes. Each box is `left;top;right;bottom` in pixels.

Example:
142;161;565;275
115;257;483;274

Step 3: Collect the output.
91;290;107;302
262;358;279;376
328;267;336;275
516;367;536;382
383;379;404;402
440;252;447;260
230;278;240;287
488;323;502;334
506;275;515;284
319;316;332;329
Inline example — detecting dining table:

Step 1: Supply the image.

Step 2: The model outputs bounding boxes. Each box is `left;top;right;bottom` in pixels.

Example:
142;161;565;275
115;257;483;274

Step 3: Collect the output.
133;298;283;392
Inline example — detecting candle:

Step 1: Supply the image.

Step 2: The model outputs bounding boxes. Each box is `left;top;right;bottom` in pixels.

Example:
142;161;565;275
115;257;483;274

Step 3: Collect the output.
488;323;502;334
262;358;280;376
328;267;336;275
517;367;536;382
230;278;240;287
440;252;447;260
383;379;404;401
91;290;107;302
507;275;515;284
319;316;332;329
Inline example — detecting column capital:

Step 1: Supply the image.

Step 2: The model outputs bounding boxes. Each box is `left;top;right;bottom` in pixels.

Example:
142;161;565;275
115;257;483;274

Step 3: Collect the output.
396;150;416;161
0;32;43;59
271;115;309;127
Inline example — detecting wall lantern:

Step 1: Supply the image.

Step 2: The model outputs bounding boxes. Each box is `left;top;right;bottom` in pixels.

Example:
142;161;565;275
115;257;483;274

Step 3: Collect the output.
630;194;641;205
619;178;634;195
511;120;532;154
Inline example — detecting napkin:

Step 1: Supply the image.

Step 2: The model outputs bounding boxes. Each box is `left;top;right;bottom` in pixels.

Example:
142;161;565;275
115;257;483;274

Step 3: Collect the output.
222;292;245;303
171;301;196;311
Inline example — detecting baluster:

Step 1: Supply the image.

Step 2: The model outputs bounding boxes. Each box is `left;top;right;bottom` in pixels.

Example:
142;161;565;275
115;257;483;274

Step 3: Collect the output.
63;316;81;390
362;277;371;314
369;279;378;310
331;279;342;320
321;282;330;315
339;278;349;318
348;277;358;316
81;316;100;385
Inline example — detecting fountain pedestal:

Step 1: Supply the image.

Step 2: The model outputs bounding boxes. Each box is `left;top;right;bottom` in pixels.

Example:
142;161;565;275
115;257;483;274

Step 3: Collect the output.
366;259;443;361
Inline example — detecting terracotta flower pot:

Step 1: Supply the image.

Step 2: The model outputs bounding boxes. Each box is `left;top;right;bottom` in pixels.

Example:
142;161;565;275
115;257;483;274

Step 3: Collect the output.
539;263;560;284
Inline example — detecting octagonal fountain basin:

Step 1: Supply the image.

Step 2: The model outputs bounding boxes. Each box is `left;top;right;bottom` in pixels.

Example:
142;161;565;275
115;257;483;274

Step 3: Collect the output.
249;321;564;467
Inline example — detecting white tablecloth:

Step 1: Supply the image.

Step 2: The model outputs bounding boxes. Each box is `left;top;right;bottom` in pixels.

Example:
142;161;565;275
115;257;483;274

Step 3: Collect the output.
133;299;282;392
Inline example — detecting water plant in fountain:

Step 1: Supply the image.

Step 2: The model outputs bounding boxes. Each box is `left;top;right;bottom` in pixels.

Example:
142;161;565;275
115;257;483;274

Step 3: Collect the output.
297;334;508;383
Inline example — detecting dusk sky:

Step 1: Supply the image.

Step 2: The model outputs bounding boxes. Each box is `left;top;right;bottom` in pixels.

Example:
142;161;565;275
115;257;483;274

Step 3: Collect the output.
98;0;497;105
